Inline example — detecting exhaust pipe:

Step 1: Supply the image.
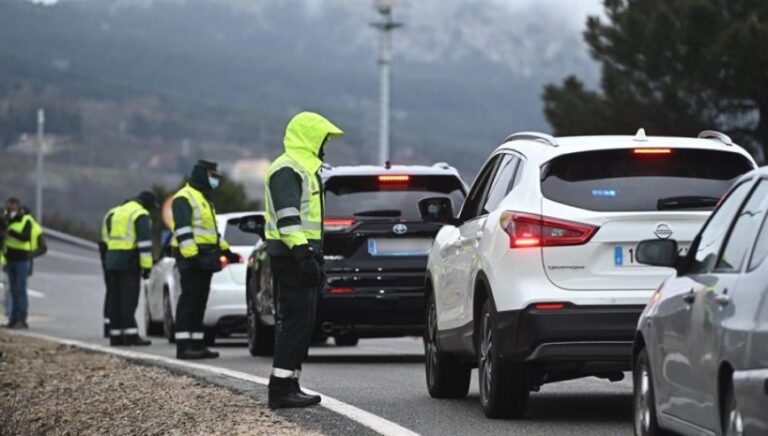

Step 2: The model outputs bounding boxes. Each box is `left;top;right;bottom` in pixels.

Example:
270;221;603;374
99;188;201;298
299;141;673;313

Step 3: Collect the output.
320;322;334;334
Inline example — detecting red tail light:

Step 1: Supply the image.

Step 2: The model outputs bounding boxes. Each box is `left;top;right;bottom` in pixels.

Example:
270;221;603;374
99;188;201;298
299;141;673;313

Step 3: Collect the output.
324;218;356;232
499;212;598;248
535;303;566;311
220;254;243;269
378;175;410;190
633;148;672;155
329;287;354;295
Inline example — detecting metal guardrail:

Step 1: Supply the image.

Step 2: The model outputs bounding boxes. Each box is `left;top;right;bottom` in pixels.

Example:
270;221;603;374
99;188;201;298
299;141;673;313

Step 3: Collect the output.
43;227;98;251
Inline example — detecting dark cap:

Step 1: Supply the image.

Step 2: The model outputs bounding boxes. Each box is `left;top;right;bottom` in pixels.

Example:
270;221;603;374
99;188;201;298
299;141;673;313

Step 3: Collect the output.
196;160;221;177
137;191;159;210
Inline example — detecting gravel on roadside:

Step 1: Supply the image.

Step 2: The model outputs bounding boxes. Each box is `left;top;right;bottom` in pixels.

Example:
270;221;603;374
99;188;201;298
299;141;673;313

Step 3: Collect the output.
0;331;320;436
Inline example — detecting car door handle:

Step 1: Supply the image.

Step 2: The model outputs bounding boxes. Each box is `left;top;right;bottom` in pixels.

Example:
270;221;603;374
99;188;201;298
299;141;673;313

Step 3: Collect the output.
683;290;696;304
715;292;731;306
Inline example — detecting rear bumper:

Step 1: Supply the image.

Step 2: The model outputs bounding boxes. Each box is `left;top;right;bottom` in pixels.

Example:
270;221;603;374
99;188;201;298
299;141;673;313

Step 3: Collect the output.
203;282;247;331
496;304;644;367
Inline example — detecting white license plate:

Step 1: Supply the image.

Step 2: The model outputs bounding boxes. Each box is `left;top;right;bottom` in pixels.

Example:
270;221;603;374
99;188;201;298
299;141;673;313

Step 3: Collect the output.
368;238;433;257
614;244;689;267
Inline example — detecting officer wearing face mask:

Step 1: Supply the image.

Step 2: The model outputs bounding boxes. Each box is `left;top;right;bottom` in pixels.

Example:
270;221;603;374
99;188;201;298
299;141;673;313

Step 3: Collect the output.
264;112;343;409
171;160;238;360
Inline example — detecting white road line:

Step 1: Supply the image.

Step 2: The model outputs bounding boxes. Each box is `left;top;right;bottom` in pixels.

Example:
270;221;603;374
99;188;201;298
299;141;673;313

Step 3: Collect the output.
28;289;45;298
13;331;419;436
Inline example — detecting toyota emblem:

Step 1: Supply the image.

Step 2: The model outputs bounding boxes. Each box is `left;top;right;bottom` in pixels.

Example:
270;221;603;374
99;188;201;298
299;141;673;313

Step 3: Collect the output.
653;223;673;239
393;224;408;235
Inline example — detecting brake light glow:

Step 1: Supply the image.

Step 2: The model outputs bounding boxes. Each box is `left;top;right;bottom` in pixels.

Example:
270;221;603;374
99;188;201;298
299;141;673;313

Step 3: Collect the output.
329;288;354;295
324;218;356;232
633;148;672;155
219;254;243;269
378;175;410;183
499;212;598;248
535;303;565;311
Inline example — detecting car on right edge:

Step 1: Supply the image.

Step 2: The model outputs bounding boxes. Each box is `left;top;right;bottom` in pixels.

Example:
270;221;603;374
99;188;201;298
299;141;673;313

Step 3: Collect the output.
633;166;768;436
419;129;756;419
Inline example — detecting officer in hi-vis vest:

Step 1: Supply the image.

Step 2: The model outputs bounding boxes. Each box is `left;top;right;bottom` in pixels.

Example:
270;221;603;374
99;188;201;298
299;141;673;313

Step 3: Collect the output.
171;160;238;360
105;191;157;346
264;112;343;409
99;205;120;338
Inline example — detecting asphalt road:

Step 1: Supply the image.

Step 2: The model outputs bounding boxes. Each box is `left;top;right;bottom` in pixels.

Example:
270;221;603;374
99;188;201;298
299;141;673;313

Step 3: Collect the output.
8;239;634;435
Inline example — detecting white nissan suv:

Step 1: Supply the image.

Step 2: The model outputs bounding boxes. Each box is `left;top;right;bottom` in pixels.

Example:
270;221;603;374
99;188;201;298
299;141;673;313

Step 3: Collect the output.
419;130;756;419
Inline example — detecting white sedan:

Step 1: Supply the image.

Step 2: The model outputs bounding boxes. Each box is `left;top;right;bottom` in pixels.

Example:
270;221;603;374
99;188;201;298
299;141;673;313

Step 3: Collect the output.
144;211;263;345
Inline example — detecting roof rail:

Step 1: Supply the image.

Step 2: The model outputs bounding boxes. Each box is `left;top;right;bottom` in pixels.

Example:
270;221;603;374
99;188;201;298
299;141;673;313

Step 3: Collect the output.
504;131;558;147
698;130;733;146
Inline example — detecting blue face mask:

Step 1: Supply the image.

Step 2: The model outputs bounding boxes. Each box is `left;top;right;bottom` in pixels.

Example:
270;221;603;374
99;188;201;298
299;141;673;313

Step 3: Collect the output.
208;176;220;190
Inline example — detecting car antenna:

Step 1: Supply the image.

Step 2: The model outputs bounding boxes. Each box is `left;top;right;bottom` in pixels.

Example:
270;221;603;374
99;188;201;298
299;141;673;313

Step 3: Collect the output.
385;160;392;169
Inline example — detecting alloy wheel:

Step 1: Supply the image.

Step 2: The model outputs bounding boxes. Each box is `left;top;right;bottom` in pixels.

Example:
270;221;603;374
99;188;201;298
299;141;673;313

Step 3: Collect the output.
425;303;439;387
726;391;744;436
479;312;493;403
635;364;652;435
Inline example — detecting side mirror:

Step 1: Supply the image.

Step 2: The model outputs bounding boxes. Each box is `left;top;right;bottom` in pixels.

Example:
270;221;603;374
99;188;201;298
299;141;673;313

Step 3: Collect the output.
636;239;679;268
418;197;456;225
239;214;266;239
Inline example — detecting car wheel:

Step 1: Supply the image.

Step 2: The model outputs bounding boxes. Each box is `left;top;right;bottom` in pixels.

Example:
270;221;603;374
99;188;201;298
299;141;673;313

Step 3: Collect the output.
247;266;276;357
424;291;471;399
723;379;744;436
633;347;667;436
478;299;529;419
144;287;164;337
162;290;175;344
334;334;359;347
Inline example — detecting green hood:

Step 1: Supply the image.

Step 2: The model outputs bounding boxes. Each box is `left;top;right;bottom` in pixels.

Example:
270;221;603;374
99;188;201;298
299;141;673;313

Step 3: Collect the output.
283;112;343;173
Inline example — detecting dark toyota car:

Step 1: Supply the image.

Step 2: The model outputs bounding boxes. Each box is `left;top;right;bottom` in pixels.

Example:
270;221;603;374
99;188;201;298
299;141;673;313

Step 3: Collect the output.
241;164;467;355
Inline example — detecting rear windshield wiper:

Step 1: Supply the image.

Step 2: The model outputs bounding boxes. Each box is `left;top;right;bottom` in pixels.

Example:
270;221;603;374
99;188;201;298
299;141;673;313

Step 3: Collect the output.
353;209;402;217
657;196;719;210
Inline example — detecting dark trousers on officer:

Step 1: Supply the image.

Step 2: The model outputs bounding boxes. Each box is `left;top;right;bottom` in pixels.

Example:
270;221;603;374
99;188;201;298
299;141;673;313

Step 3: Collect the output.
175;268;213;349
106;269;141;338
271;256;320;373
102;266;115;334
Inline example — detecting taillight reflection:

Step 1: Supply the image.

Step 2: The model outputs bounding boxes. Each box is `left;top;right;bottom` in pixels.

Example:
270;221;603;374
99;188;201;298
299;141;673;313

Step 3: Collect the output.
499;212;598;248
324;218;356;232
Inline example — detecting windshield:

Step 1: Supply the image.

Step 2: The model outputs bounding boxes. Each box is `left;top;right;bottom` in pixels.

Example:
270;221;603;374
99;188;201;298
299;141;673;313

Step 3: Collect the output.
541;148;754;212
325;175;466;219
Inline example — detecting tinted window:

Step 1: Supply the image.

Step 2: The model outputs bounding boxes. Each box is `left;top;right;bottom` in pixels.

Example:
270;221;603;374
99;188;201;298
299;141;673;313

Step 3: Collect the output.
459;156;501;221
483;155;519;213
224;218;260;247
541;149;753;212
688;182;751;274
325;175;466;220
717;181;768;272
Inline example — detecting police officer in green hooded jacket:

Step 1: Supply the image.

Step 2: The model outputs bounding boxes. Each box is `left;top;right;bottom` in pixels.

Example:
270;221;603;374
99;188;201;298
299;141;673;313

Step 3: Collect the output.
264;112;343;409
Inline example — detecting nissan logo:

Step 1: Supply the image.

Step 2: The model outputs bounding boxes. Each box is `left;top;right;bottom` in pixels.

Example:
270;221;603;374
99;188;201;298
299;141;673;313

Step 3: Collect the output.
654;223;673;239
393;224;408;235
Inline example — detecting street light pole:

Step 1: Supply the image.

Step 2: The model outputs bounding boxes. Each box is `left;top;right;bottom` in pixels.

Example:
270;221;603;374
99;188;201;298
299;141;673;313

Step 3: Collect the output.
371;0;402;166
35;108;45;224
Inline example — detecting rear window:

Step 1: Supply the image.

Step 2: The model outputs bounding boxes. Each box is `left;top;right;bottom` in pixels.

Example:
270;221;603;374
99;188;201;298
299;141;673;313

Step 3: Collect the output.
541;149;754;212
224;218;260;247
325;175;466;219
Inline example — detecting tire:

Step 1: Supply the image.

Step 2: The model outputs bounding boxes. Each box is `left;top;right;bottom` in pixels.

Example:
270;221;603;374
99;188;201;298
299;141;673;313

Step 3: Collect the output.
633;347;668;436
247;266;276;357
162;290;176;344
424;291;471;399
723;379;744;436
334;335;359;347
144;287;164;336
478;299;529;419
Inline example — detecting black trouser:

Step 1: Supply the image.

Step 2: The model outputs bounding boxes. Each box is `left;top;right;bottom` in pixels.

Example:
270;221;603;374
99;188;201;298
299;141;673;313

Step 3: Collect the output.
271;256;321;372
175;267;213;346
106;269;141;337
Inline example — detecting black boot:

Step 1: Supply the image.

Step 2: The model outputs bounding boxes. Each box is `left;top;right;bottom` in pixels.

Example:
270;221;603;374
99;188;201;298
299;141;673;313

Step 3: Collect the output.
103;321;110;338
193;340;219;359
291;378;322;404
124;334;152;346
176;339;208;360
110;334;124;346
268;376;321;409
